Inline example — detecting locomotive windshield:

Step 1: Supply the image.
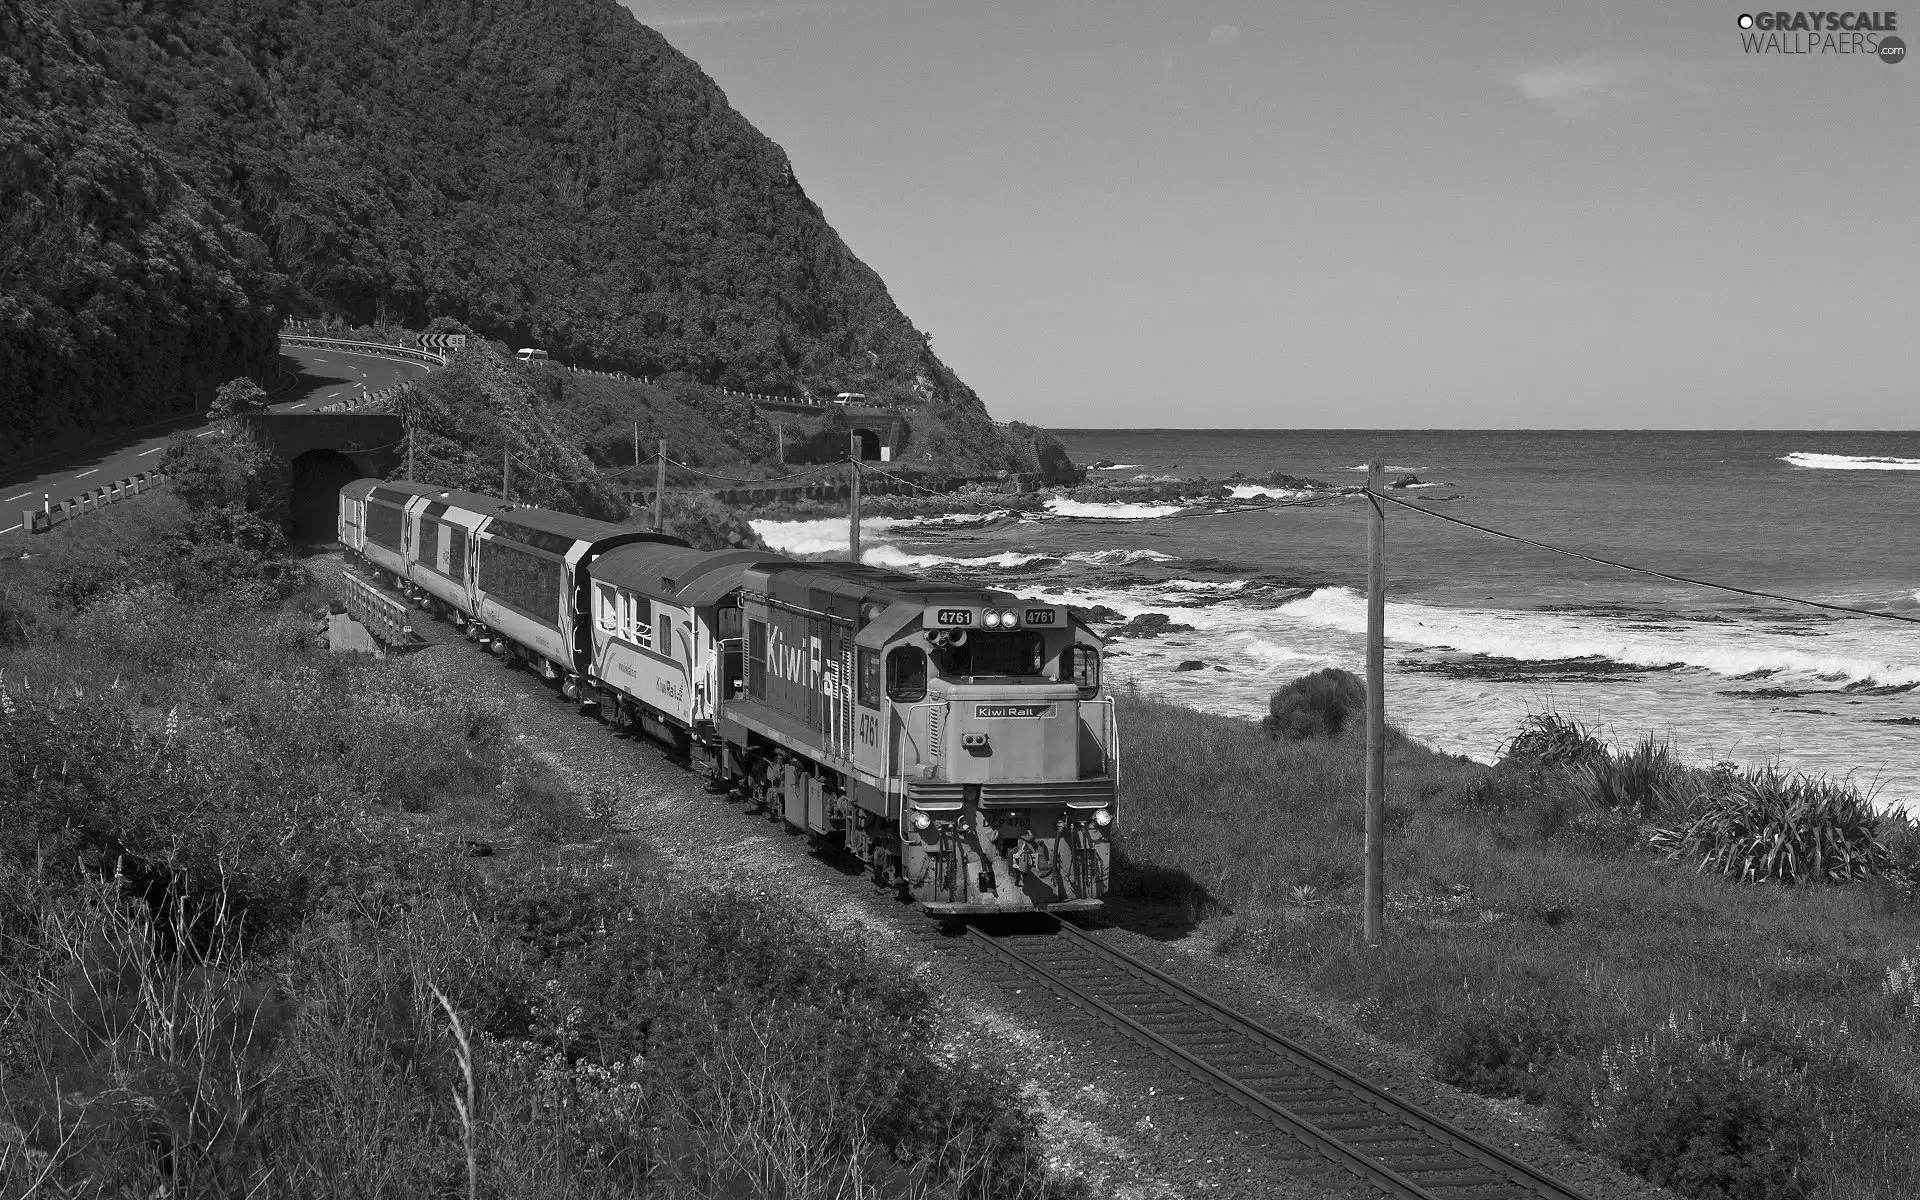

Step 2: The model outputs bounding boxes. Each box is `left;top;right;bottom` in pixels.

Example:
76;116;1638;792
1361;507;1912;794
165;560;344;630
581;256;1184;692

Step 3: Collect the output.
932;631;1044;679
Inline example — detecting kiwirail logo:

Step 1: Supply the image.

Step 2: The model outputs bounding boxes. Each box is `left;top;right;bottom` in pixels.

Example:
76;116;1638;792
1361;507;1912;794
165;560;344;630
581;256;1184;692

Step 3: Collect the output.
1736;11;1906;60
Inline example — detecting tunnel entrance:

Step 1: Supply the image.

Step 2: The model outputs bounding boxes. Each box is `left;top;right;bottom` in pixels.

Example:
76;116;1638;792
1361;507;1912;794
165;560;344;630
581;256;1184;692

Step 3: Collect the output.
851;428;882;461
290;449;362;542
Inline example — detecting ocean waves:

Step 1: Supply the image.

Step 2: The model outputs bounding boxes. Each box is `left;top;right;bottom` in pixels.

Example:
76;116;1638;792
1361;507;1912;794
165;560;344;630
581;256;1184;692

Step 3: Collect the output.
1042;497;1186;519
1783;452;1920;472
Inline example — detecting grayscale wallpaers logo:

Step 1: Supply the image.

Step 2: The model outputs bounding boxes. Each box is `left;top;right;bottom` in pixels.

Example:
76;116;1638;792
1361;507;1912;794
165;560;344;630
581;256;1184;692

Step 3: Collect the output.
1737;12;1905;59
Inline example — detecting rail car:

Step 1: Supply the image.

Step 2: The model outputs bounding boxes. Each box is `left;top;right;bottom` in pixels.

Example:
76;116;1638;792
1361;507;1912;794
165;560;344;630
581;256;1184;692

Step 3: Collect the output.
337;479;1117;914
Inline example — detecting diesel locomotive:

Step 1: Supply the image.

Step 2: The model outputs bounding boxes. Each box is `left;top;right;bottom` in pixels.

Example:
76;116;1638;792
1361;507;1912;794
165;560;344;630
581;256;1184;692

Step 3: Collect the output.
338;479;1118;914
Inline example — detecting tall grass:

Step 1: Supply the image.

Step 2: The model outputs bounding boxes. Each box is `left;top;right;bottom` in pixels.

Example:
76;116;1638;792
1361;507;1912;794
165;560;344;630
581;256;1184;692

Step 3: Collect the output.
1;495;1082;1199
1111;687;1920;1200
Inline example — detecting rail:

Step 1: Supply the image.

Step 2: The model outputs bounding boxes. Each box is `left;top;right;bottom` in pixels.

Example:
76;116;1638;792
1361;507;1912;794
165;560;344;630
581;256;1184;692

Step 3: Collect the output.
343;573;417;647
18;469;168;537
967;919;1597;1200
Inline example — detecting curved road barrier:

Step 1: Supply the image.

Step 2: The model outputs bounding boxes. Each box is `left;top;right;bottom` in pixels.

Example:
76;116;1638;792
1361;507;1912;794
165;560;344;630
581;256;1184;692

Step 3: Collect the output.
21;470;168;536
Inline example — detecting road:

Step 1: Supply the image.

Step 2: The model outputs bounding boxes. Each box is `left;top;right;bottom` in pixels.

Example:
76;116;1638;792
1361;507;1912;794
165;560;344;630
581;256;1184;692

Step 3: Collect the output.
2;345;429;537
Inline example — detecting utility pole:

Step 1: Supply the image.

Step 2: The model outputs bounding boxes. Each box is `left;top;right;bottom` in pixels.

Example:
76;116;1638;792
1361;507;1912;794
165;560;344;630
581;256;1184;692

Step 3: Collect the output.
653;439;666;531
633;422;640;472
1364;460;1387;947
406;406;415;480
775;422;785;464
848;432;862;564
503;446;511;503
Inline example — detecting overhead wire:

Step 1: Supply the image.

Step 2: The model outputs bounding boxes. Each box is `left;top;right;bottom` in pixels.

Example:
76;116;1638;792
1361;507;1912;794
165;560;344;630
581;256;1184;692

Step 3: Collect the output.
1372;489;1920;627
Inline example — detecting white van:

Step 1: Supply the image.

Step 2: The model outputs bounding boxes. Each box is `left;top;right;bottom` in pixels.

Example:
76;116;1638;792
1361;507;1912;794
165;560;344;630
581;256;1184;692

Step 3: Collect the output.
516;348;550;363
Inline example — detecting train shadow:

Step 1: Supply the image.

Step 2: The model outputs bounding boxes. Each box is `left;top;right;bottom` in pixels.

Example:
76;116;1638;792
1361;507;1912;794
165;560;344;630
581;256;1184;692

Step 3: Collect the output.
1090;846;1223;941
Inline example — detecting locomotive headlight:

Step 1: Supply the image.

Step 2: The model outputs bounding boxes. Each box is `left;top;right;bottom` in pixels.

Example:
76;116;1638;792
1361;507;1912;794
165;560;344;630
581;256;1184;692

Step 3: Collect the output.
909;809;932;831
1000;608;1019;627
1092;808;1112;827
982;609;1003;629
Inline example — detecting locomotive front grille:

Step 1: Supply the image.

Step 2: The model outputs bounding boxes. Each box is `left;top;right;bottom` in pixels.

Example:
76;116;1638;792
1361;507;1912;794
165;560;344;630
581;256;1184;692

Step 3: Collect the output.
904;779;1114;807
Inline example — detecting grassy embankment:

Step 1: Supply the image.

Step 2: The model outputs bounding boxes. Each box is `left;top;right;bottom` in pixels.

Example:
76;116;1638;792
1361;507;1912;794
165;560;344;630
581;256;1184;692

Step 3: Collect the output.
1111;674;1920;1200
0;437;1082;1198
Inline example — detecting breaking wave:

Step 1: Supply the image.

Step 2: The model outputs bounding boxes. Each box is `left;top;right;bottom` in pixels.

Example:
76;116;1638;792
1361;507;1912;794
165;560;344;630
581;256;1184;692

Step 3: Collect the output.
1063;548;1178;567
1042;497;1185;520
751;516;907;556
1782;452;1920;472
1228;484;1314;500
1280;587;1920;687
862;546;1051;572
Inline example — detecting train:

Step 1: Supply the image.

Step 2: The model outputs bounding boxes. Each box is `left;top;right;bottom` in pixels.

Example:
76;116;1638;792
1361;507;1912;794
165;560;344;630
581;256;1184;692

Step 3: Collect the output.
337;479;1118;914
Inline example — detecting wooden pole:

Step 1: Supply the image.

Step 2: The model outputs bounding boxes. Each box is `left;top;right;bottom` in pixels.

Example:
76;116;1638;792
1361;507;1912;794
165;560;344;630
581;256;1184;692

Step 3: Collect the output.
848;435;862;564
1364;459;1387;946
502;445;511;503
406;410;415;480
633;422;639;470
653;439;666;531
776;422;785;464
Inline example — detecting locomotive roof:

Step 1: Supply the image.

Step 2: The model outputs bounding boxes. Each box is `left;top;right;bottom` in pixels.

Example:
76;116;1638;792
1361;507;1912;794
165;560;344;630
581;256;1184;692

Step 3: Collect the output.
592;545;795;606
753;562;1023;609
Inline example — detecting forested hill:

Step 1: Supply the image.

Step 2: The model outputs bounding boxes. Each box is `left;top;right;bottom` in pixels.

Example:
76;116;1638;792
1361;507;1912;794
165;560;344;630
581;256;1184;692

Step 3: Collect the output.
3;0;1033;470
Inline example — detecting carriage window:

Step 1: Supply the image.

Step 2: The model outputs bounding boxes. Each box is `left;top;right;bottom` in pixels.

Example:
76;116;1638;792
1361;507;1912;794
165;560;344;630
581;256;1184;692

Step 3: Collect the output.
886;647;927;703
857;647;881;709
618;593;651;648
1065;644;1101;698
597;584;617;631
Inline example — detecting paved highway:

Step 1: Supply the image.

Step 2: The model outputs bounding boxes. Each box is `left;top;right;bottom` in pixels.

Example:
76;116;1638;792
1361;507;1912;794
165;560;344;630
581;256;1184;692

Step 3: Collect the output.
2;345;430;538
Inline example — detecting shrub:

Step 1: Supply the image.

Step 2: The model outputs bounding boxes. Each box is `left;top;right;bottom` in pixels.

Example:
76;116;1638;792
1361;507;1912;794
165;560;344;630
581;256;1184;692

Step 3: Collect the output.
1500;712;1608;774
1433;998;1575;1105
207;376;269;421
1580;734;1694;821
1651;768;1889;885
1553;1026;1827;1200
1263;668;1365;740
159;429;289;520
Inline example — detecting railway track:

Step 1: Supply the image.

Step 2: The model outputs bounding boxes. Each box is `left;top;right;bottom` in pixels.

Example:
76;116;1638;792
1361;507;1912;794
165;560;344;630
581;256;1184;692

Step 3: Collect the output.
968;918;1598;1200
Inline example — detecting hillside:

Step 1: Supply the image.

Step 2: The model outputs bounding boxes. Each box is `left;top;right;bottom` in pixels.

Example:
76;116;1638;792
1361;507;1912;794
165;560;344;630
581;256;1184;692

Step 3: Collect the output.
0;0;282;464
3;0;1062;477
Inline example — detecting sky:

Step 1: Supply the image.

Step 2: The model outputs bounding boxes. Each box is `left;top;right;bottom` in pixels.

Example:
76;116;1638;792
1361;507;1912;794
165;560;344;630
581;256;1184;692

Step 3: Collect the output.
618;1;1918;429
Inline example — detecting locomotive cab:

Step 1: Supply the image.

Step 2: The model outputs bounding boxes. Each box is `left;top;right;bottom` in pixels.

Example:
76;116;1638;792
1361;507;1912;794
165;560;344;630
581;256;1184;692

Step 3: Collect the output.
879;601;1117;914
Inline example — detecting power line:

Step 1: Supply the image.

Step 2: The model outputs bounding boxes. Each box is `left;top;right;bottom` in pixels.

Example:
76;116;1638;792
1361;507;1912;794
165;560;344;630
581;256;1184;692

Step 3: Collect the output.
663;457;844;485
1373;489;1920;627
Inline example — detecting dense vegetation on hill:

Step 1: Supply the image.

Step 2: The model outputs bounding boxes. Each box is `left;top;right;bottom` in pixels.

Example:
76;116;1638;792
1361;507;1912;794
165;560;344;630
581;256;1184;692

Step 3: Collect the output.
0;0;281;464
5;0;1063;477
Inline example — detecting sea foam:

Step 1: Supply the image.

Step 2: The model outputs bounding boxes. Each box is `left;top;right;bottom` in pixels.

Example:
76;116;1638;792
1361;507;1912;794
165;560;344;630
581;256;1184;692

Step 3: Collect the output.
750;517;906;556
1228;484;1313;500
1782;452;1920;472
861;547;1051;571
1043;497;1185;520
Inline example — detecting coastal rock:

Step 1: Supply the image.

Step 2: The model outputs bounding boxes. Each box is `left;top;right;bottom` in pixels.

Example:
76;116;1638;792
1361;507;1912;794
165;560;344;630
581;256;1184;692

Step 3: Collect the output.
1072;604;1125;624
1389;474;1422;488
1175;660;1207;672
1266;470;1339;491
1105;612;1197;640
1090;459;1115;469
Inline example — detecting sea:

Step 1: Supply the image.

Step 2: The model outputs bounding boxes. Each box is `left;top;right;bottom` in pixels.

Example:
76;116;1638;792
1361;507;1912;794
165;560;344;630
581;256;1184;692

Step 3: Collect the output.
751;431;1920;809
